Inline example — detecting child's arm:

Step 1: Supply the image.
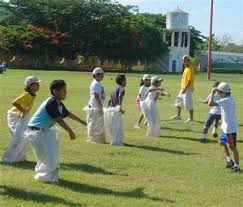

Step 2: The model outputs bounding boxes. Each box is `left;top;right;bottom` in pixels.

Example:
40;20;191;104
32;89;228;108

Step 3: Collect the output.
208;88;218;107
118;93;125;113
154;92;161;101
54;117;76;140
12;102;29;117
94;93;103;111
201;94;210;104
67;112;87;126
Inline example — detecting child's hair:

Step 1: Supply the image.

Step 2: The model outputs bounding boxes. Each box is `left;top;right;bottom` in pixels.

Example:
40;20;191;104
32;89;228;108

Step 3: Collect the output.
50;80;66;95
116;74;126;85
213;81;220;88
140;79;144;87
93;73;103;78
24;86;36;96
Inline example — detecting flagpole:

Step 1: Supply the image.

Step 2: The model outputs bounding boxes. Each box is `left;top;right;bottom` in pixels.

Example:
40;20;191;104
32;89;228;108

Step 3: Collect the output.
207;0;214;80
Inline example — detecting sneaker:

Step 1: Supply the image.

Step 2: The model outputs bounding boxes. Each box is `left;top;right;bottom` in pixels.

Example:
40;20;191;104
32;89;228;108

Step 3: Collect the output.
184;118;193;123
134;124;140;129
230;166;241;173
170;115;182;120
226;160;234;168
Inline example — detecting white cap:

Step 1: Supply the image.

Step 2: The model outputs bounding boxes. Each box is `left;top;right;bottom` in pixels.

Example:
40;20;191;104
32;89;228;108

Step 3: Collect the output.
25;76;42;86
92;67;104;75
217;82;231;93
151;76;163;84
143;74;151;81
182;55;189;60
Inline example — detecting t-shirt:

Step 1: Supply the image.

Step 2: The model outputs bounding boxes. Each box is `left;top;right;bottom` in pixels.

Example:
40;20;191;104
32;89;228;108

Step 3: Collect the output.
145;86;160;102
209;94;221;115
10;91;36;114
89;79;106;108
108;85;125;107
181;65;195;91
139;85;149;101
28;97;70;129
216;96;238;133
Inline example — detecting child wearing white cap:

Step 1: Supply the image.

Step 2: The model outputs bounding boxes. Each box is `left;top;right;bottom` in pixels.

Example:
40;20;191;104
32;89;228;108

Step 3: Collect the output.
208;82;240;173
2;76;41;163
84;67;106;144
134;74;151;129
140;76;164;137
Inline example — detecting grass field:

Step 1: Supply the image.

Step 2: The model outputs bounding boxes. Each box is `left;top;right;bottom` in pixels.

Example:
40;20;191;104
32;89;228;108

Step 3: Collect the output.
0;69;242;207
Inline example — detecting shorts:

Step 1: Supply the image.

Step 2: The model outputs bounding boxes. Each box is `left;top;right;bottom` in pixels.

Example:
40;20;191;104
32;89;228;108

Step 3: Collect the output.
204;113;221;129
219;133;237;147
174;89;193;111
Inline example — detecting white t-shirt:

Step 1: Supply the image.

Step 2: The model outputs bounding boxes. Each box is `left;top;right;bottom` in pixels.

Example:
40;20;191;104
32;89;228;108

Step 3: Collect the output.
216;96;238;133
89;79;106;108
145;86;160;102
139;85;149;101
209;94;221;115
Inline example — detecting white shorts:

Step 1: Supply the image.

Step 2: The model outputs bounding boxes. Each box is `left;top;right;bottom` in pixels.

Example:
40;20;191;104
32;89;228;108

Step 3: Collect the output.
174;89;193;111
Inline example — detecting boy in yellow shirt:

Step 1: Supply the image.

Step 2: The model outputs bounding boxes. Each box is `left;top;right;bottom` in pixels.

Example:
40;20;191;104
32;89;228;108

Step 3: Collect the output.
171;55;195;122
2;76;41;163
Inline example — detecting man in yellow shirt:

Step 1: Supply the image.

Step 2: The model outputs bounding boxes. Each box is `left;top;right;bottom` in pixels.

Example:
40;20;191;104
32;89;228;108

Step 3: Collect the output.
171;55;195;122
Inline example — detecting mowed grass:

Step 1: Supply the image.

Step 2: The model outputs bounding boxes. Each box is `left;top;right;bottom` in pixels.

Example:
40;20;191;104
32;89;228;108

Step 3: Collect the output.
0;69;242;207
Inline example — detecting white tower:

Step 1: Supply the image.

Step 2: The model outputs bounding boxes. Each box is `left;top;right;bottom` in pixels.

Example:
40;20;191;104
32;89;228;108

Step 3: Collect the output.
166;7;190;72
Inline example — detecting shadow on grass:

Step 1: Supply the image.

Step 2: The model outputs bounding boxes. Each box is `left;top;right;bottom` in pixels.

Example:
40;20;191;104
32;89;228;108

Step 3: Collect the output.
160;135;218;143
59;179;174;203
0;160;35;170
161;126;201;134
0;185;83;206
124;143;197;156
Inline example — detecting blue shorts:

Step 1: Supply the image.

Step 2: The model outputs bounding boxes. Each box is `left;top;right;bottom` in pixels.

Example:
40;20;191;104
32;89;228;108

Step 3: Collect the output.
220;133;237;147
204;113;221;129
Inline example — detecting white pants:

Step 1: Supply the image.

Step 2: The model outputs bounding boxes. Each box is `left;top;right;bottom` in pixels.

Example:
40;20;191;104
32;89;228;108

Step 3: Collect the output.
26;128;60;183
104;106;124;146
84;106;105;144
175;89;193;111
140;100;160;137
2;112;30;163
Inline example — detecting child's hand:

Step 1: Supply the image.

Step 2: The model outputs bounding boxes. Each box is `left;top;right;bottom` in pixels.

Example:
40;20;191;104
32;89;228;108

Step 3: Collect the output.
120;109;125;114
69;131;76;140
21;109;28;118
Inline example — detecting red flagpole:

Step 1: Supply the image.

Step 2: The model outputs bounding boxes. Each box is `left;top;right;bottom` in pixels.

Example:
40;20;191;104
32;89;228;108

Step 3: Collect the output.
207;0;214;80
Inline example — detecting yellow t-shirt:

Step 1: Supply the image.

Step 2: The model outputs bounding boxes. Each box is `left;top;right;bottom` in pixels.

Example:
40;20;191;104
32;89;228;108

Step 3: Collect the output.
10;91;36;114
181;65;195;91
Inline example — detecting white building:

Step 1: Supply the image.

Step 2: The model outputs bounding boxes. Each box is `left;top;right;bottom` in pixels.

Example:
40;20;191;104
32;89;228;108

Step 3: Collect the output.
166;7;190;72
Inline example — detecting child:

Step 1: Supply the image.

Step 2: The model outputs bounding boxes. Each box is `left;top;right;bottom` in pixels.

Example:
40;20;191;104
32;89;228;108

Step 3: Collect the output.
140;76;163;137
201;82;221;143
26;80;86;183
208;82;240;173
84;67;106;144
134;74;151;129
2;76;41;163
104;74;126;146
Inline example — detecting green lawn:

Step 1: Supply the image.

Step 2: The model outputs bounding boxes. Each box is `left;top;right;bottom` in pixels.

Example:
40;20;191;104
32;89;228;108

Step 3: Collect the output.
0;69;242;207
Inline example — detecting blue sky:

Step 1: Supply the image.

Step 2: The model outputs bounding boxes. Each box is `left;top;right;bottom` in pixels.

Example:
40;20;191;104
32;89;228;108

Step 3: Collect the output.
116;0;243;44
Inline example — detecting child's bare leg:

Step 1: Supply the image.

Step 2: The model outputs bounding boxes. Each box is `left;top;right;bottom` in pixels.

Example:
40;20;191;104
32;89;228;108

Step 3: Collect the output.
221;142;230;158
137;114;144;126
229;143;239;165
189;110;193;120
212;120;219;138
177;106;181;116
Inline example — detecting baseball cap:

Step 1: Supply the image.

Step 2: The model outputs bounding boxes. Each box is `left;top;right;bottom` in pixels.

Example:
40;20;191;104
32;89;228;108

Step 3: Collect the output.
151;76;163;84
182;55;189;60
217;82;231;93
25;76;42;86
92;67;104;75
142;74;151;81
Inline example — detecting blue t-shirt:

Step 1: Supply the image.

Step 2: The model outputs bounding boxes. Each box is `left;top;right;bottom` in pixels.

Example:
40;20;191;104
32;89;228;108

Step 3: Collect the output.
108;85;125;107
28;97;70;129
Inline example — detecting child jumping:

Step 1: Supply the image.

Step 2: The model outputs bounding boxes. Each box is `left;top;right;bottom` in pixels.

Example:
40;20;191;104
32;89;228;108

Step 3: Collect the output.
134;74;151;129
104;74;126;146
140;76;163;137
208;82;240;173
26;80;86;183
201;82;221;143
2;76;41;163
85;67;106;144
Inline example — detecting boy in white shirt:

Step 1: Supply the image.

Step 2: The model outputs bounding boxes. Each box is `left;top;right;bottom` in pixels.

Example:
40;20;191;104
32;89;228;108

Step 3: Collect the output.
86;67;106;143
208;82;240;173
201;82;221;142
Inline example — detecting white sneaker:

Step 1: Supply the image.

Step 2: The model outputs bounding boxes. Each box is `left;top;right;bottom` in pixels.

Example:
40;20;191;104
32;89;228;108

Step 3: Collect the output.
184;118;193;123
170;115;182;120
134;124;141;129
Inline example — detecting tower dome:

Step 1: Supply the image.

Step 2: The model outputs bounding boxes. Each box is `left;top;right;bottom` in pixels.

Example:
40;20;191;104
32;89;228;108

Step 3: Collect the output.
166;6;189;30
